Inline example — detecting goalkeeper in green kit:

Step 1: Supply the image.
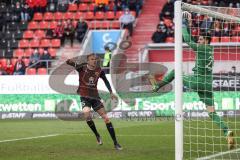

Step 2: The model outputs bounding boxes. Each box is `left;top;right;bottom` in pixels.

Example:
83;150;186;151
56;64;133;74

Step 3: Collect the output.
149;11;235;149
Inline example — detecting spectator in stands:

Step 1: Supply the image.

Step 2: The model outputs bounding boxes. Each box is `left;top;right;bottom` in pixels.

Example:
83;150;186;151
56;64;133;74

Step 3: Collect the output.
46;29;53;38
46;2;56;12
0;13;5;32
128;0;143;17
13;2;22;22
151;24;168;43
222;23;230;37
40;49;51;68
211;19;222;37
76;17;88;43
0;63;7;75
113;0;123;15
229;1;240;8
102;46;112;74
53;21;65;45
94;0;109;15
200;15;213;33
167;24;174;38
63;20;75;47
13;57;26;75
4;59;14;75
119;8;135;37
159;0;174;21
29;49;40;68
21;3;31;21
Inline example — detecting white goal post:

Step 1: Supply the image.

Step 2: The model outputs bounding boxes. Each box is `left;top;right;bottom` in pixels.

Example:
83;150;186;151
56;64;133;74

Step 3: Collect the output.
175;1;240;160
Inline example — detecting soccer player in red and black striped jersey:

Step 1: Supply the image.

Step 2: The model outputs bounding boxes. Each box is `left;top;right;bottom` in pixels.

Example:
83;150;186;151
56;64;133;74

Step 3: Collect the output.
66;54;122;150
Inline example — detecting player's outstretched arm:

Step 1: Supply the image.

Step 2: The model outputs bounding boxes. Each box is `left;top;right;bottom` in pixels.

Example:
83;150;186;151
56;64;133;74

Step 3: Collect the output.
66;59;87;69
66;59;76;67
182;11;198;51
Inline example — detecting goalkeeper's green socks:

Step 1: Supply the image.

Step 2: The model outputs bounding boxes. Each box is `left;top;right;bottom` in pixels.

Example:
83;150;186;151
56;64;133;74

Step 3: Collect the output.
208;112;229;136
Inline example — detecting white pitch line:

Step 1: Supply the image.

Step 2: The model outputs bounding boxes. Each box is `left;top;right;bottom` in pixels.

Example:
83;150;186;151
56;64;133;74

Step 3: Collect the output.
66;133;174;137
0;134;61;143
197;148;240;160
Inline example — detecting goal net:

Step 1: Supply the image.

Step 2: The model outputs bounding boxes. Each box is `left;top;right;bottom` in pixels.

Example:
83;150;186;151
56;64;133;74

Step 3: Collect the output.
175;2;240;160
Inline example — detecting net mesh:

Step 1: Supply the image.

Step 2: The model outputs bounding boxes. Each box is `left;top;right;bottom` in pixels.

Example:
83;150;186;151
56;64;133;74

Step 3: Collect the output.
181;3;240;160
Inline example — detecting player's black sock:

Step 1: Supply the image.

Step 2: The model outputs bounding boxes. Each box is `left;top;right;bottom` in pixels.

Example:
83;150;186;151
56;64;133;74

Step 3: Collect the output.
86;120;100;138
106;122;118;145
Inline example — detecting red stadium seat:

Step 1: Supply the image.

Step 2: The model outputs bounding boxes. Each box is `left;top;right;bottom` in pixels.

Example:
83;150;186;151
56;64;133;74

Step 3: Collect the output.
111;21;120;29
220;36;231;43
231;36;240;42
25;48;34;57
0;58;7;67
14;49;24;57
38;48;44;55
33;12;43;21
102;21;110;29
211;36;219;43
28;21;39;30
11;58;18;66
79;3;88;12
23;30;34;39
87;21;94;29
75;12;85;20
116;11;123;19
54;12;63;21
34;30;46;39
48;48;56;57
105;11;115;20
40;39;51;48
68;3;78;12
49;21;58;29
38;68;48;75
19;39;29;48
94;21;102;29
95;11;105;20
64;12;74;20
88;3;95;11
26;68;36;75
51;39;61;48
165;37;174;43
72;20;78;28
85;11;94;20
22;58;30;66
29;39;40;48
130;11;136;17
39;21;49;30
43;12;54;21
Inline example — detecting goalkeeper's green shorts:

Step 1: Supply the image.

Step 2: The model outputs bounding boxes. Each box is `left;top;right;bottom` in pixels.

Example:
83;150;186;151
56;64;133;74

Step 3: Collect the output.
183;75;214;106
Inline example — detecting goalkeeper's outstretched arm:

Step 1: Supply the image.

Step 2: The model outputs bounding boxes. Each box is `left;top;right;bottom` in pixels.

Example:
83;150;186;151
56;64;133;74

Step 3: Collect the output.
182;12;199;51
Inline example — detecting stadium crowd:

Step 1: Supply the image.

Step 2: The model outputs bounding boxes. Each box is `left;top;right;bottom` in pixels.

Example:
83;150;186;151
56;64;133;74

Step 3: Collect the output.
0;0;141;75
152;0;240;43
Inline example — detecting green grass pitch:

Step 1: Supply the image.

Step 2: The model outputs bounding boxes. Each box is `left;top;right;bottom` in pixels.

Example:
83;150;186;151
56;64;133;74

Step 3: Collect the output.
0;118;239;160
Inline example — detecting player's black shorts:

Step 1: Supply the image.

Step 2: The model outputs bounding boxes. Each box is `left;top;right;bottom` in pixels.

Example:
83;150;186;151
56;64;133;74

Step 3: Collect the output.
80;96;104;112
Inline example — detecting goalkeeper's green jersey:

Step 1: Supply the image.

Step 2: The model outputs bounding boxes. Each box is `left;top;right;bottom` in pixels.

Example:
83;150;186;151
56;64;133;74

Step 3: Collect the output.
182;27;214;77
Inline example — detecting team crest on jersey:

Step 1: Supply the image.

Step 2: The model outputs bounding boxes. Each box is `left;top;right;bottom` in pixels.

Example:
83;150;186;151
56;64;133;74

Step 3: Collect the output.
89;77;95;85
95;72;100;77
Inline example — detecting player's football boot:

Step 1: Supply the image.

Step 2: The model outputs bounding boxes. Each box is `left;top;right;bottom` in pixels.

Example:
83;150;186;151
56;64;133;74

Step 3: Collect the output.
96;136;103;145
114;143;123;150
